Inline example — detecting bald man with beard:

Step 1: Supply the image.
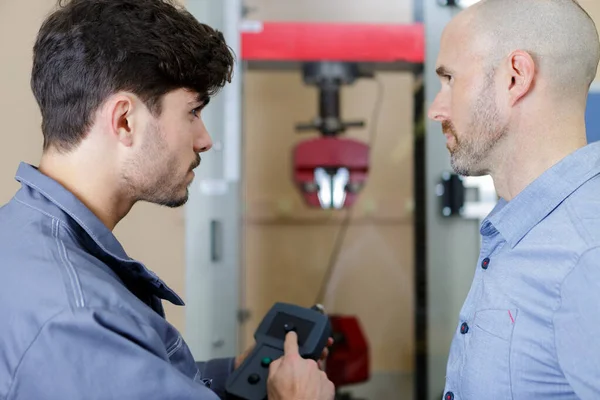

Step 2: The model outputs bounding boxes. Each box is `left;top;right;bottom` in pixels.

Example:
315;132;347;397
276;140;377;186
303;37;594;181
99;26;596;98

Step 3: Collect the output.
428;0;600;399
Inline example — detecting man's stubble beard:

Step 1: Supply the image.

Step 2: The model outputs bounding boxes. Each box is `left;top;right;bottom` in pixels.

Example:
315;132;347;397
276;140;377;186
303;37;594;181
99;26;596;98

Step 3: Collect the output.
445;75;508;177
123;121;199;208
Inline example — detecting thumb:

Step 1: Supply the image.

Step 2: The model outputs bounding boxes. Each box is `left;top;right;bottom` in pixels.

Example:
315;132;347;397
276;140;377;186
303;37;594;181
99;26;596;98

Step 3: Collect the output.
283;331;299;356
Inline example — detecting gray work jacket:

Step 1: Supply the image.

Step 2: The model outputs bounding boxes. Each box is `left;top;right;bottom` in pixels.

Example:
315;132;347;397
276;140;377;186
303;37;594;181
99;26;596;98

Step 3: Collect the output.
0;163;234;400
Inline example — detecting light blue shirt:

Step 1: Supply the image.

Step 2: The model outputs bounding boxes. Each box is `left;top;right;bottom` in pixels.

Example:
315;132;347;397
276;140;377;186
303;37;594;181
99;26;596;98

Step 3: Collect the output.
0;163;234;399
443;141;600;400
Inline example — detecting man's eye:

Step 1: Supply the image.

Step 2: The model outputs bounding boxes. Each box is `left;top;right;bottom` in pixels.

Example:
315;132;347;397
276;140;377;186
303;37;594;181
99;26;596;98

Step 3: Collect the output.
191;106;202;118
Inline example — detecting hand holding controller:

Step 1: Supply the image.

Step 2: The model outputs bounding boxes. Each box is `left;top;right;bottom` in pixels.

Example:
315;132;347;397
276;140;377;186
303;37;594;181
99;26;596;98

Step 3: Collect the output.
225;302;333;400
267;331;334;400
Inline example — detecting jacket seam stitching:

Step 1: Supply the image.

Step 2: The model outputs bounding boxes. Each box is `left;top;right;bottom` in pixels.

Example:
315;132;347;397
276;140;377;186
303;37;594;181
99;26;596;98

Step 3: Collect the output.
14;197;86;309
15;176;130;263
13;198;80;239
166;335;183;358
14;197;59;224
53;220;85;308
14;188;181;305
52;219;77;307
13;199;83;311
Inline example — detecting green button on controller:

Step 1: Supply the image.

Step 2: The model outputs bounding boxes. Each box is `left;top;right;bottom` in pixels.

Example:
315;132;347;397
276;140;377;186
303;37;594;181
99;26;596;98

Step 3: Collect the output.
261;357;272;367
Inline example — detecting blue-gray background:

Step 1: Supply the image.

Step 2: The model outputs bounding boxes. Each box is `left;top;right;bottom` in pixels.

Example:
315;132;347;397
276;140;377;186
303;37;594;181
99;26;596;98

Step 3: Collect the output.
586;91;600;143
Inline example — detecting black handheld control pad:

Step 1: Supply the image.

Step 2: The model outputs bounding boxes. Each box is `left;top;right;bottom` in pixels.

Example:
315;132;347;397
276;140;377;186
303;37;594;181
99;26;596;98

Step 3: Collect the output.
225;302;332;400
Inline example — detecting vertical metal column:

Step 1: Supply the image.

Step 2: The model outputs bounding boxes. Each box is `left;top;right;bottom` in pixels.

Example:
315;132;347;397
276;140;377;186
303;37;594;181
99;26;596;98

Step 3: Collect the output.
184;0;243;361
423;3;483;400
413;1;426;399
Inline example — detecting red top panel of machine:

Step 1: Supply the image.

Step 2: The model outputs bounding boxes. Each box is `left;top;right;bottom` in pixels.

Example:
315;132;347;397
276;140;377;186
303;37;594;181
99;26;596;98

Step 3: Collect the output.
240;21;425;63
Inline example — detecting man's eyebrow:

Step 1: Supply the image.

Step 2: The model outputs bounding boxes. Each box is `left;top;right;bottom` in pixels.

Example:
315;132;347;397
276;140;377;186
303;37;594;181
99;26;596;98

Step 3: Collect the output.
189;94;210;106
436;65;453;77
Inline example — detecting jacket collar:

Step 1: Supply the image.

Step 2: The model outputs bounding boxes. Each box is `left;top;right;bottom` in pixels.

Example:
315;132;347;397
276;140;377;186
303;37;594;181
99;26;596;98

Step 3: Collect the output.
14;162;184;306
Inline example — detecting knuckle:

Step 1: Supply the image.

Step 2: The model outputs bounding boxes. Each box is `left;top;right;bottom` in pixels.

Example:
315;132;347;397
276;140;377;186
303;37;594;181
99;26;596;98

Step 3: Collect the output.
328;381;335;393
285;353;299;363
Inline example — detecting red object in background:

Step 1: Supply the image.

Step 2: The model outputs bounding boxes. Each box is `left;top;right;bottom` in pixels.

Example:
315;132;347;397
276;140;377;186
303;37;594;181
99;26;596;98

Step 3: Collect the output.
326;315;370;387
241;22;425;63
293;137;369;209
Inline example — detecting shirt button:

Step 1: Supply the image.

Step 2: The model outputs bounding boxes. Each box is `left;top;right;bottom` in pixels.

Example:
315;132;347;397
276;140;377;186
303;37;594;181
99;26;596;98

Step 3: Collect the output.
460;322;469;334
445;391;454;400
481;257;490;269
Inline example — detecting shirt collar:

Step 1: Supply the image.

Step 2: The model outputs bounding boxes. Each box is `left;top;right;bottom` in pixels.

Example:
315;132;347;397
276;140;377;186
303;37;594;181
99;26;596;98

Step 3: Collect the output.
14;162;184;306
484;141;600;248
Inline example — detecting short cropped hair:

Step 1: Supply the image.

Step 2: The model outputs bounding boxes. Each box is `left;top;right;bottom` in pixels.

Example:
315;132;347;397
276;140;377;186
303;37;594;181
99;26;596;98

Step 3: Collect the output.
471;0;600;98
31;0;235;152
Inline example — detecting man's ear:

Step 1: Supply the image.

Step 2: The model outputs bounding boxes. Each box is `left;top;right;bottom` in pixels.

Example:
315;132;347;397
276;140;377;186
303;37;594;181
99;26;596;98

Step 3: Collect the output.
109;94;136;147
506;50;535;106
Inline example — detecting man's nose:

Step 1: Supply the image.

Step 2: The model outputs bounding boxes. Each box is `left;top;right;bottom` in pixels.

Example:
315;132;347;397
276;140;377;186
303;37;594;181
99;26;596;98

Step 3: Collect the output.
196;140;212;153
428;92;448;122
194;121;213;153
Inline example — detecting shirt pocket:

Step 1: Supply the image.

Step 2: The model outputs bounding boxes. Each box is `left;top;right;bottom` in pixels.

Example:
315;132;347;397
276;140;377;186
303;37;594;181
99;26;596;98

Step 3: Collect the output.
462;308;518;400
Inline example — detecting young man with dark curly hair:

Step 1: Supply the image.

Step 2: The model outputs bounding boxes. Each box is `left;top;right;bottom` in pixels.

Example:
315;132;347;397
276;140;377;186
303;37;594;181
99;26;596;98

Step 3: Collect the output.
0;1;334;399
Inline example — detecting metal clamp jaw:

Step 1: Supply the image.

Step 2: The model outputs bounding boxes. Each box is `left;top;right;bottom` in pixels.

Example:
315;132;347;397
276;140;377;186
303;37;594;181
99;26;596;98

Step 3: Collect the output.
437;172;497;221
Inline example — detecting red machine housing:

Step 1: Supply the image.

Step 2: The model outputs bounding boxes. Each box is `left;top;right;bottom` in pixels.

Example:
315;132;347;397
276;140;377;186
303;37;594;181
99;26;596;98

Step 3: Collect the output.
241;22;425;63
293;137;370;209
326;315;370;387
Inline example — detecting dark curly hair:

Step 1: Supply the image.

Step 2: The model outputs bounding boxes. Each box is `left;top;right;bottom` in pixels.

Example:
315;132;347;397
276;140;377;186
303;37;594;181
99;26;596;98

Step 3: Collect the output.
31;0;235;152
